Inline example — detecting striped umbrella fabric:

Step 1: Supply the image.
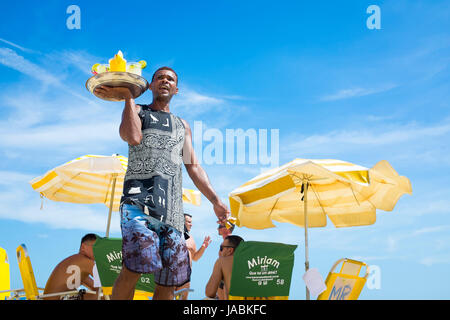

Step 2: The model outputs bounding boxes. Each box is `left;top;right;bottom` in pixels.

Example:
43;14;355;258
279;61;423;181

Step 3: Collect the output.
229;159;411;229
30;154;201;236
229;158;412;300
31;154;201;210
31;154;128;212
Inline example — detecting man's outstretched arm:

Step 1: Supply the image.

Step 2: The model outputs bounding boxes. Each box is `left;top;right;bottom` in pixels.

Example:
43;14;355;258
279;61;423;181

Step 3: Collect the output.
192;236;211;262
182;120;230;223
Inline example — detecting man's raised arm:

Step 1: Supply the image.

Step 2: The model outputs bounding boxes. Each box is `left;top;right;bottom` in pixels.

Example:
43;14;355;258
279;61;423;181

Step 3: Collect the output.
94;86;142;145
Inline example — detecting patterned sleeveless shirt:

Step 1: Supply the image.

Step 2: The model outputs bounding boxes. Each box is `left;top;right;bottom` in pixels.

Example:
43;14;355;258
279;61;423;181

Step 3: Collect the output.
121;104;186;232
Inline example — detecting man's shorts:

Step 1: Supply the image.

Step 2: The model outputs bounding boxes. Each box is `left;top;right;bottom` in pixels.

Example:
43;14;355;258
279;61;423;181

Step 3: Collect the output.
120;203;191;287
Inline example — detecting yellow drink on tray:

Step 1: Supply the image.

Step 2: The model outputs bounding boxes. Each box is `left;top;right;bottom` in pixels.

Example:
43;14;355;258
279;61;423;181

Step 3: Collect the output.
109;50;127;72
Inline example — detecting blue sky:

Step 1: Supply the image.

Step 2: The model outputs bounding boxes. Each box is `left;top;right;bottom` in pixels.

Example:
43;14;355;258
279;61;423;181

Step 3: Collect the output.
0;0;449;299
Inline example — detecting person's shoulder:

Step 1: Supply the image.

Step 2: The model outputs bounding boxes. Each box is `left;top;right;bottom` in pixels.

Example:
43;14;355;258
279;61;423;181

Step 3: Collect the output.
136;103;147;112
218;255;234;265
66;254;94;266
178;117;189;130
186;236;196;249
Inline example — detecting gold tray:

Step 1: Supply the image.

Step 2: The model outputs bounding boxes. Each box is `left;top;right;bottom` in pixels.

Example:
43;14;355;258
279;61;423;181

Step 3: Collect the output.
86;72;149;101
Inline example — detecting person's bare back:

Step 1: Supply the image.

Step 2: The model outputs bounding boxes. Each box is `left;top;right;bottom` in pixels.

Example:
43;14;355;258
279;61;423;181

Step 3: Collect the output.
43;234;97;300
218;255;234;297
43;254;95;299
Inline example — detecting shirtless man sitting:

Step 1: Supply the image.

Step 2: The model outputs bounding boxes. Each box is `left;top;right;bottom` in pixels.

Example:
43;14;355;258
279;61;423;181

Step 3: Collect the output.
43;233;98;300
205;235;244;300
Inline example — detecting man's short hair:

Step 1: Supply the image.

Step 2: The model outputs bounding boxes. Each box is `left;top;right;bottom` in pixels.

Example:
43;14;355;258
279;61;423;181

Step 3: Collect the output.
184;213;192;218
151;66;178;84
81;233;97;245
225;235;244;248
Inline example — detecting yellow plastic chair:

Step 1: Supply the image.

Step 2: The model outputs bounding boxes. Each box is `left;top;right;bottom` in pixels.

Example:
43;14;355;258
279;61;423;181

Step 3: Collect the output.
0;247;31;300
0;247;18;300
317;258;369;300
0;247;11;300
16;244;96;300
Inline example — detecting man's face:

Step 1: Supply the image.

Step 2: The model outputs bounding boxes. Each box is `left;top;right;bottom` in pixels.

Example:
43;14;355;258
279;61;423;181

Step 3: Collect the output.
150;69;178;99
218;224;232;239
219;239;235;257
80;240;96;260
184;215;192;232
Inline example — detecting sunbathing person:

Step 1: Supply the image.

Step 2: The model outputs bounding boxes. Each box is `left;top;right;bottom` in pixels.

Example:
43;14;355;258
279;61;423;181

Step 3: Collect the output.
205;235;244;299
43;233;98;300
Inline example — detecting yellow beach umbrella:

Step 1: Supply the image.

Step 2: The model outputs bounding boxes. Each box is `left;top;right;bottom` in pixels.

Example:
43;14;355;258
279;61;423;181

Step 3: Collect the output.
229;158;412;299
30;154;201;237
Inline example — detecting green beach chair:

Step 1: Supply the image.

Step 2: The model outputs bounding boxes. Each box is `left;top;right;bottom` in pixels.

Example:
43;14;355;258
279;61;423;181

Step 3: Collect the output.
228;241;297;300
93;236;155;299
93;236;192;300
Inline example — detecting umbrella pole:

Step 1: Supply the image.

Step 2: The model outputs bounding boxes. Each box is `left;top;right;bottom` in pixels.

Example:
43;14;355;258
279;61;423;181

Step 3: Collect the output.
105;174;117;238
304;181;310;300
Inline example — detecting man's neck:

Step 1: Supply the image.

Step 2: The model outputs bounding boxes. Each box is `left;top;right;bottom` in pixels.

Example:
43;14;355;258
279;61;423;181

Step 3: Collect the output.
150;98;171;113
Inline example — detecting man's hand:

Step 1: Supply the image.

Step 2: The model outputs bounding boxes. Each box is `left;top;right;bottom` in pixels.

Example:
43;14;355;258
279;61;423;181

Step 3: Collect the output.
202;236;212;249
94;86;132;100
213;200;230;225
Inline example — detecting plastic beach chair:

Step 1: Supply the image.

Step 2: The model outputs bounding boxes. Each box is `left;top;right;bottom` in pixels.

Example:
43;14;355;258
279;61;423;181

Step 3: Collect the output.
0;247;30;300
0;247;11;300
0;247;19;300
317;258;369;300
228;241;297;300
93;236;192;300
16;244;96;300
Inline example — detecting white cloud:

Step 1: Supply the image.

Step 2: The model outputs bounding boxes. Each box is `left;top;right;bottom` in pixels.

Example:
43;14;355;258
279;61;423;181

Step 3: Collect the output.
172;86;225;117
419;255;450;267
320;84;397;101
412;225;450;236
0;47;60;85
0;171;34;185
281;118;450;164
0;38;36;54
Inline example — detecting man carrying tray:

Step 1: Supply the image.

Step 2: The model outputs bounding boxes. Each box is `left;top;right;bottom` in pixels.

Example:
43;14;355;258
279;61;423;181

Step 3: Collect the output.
94;67;230;300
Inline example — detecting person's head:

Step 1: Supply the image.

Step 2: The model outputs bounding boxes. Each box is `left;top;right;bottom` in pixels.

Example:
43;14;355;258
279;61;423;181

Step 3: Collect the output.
149;66;178;101
184;213;192;232
219;235;244;257
79;233;97;259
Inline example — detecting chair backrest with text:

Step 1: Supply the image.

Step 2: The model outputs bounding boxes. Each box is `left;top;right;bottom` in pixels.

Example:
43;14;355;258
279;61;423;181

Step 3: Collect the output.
229;241;297;300
318;258;369;300
93;236;155;299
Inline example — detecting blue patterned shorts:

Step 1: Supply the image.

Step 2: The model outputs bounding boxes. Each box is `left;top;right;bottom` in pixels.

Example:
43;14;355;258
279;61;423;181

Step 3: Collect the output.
120;204;191;287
